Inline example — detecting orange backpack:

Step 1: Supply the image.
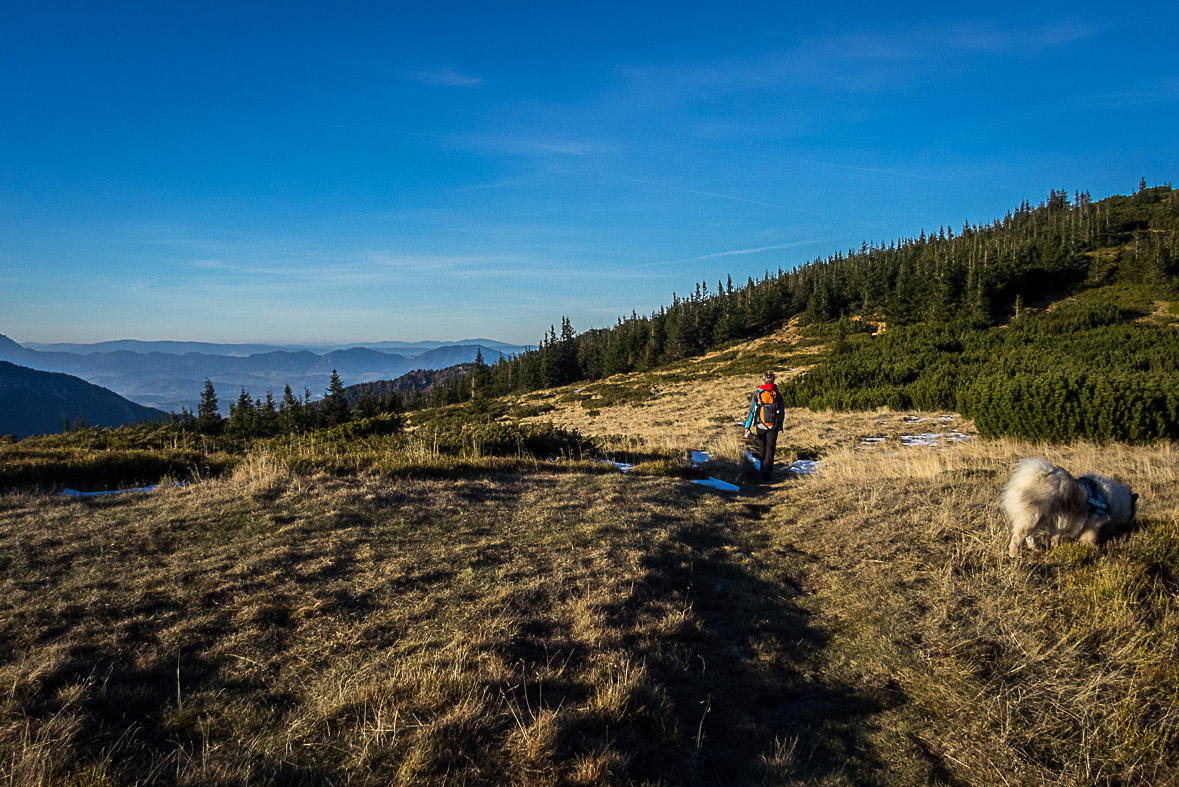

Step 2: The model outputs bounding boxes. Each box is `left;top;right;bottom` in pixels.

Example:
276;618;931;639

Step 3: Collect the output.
756;388;779;429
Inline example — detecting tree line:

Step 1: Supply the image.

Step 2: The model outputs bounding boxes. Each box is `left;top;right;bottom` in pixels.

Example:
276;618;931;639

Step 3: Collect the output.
422;183;1179;410
171;183;1178;443
176;371;404;439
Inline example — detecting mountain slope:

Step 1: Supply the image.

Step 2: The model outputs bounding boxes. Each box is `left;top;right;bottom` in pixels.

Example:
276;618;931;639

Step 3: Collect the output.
341;364;475;405
0;361;168;438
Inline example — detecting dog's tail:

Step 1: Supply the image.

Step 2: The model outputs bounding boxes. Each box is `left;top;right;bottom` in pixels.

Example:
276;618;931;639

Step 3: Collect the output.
1003;457;1083;516
1009;457;1056;486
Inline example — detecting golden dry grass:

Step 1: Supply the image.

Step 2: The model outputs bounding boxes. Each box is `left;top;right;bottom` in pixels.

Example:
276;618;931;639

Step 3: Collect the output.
764;437;1179;785
1;464;861;784
2;422;1175;784
2;323;1177;784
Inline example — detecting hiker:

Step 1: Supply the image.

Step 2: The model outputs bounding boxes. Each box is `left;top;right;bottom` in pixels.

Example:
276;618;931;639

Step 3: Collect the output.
744;371;784;482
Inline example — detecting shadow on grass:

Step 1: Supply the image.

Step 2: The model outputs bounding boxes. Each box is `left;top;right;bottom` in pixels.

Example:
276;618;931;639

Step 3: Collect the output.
5;471;884;784
549;483;892;784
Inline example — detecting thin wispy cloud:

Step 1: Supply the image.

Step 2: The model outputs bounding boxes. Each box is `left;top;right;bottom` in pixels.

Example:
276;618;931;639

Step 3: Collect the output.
627;238;833;273
1085;77;1179;108
687;240;832;262
458;134;610;158
177;247;637;291
615;18;1100;100
621;177;879;228
457;173;551;191
945;19;1098;55
403;66;484;88
188;259;234;271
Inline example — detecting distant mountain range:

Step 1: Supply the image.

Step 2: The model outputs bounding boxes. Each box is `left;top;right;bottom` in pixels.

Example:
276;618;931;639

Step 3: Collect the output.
0;334;531;413
0;361;168;439
19;338;525;357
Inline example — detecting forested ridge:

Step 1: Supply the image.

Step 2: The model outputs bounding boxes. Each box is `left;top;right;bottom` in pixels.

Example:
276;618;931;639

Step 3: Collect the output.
468;183;1176;392
168;182;1179;444
418;182;1178;441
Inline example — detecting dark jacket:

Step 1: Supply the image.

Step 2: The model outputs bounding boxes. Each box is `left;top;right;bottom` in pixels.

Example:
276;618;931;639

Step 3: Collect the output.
745;383;784;431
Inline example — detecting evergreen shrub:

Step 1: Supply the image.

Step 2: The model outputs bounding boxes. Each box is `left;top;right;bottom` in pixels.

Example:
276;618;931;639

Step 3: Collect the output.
781;289;1179;442
312;413;402;442
423;422;592;459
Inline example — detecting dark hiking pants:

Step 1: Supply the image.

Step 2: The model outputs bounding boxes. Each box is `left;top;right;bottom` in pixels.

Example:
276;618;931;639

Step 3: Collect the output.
753;426;779;481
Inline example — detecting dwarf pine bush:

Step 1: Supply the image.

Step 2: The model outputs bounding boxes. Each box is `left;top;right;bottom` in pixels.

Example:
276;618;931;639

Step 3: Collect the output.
780;286;1179;442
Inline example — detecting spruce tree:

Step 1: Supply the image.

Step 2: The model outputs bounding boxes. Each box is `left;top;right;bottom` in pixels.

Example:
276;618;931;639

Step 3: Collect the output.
470;348;492;400
321;370;351;427
354;389;379;420
226;388;258;438
279;384;302;434
197;379;221;435
258;391;278;436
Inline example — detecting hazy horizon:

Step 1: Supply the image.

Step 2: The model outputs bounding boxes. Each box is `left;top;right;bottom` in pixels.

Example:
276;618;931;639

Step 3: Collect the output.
9;335;531;349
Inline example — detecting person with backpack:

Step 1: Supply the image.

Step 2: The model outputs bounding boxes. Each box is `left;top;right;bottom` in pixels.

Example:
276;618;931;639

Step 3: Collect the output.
744;371;784;482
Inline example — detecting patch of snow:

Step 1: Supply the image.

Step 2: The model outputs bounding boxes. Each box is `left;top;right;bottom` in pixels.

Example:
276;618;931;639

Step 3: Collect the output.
938;414;956;422
692;477;740;492
861;437;885;445
60;485;164;498
788;460;821;475
744;450;761;470
899;430;975;448
593;459;634;473
689;450;711;467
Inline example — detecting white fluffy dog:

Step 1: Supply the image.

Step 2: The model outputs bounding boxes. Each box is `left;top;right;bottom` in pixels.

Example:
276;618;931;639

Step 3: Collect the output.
1002;458;1138;557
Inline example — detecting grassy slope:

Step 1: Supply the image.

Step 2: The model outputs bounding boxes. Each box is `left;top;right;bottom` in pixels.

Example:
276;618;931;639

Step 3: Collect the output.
2;312;1178;785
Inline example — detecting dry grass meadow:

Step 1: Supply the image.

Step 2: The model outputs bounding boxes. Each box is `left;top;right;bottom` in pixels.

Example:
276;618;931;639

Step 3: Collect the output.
2;329;1178;785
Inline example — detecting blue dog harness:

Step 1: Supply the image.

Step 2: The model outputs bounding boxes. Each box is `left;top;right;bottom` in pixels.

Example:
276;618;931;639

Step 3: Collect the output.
1077;477;1109;516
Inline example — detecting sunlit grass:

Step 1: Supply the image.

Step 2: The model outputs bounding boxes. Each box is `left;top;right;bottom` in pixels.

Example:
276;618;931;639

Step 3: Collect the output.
1;322;1177;784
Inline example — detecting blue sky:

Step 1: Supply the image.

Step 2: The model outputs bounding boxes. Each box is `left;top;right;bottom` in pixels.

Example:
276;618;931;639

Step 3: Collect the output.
2;1;1176;345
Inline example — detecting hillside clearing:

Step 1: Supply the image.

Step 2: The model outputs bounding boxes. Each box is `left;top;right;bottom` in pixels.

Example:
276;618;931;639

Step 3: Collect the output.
2;421;1176;785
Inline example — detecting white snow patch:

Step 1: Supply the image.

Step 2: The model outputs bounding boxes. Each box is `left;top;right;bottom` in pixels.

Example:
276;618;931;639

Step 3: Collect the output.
593;459;634;473
689;450;711;467
748;450;820;474
900;431;975;448
861;437;885;445
692;477;740;492
60;484;172;498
